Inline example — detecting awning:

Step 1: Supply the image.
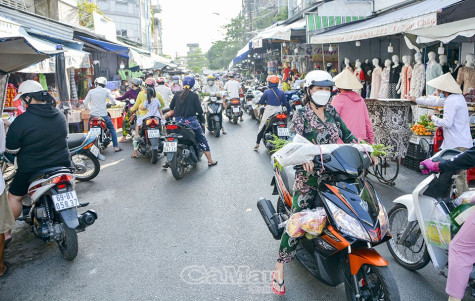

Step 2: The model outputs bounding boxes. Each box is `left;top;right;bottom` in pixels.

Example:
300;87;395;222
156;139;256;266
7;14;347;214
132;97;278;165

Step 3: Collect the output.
129;49;154;69
309;0;463;44
0;16;60;73
250;18;306;47
76;35;129;58
233;42;251;64
408;17;475;44
18;46;90;73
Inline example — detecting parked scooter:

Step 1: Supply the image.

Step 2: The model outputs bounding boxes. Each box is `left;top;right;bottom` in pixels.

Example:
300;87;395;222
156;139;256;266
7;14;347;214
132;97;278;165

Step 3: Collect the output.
203;95;223;137
20;167;97;260
225;98;243;124
262;112;290;151
134;116;163;164
258;144;400;300
88;113;113;151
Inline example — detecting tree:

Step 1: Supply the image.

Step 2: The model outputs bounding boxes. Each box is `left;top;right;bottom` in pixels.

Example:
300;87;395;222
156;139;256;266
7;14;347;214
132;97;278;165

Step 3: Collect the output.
187;48;208;74
78;0;103;28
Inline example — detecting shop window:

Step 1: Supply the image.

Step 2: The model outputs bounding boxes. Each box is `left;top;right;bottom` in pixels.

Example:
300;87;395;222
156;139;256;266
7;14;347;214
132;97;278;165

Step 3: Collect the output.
1;0;33;12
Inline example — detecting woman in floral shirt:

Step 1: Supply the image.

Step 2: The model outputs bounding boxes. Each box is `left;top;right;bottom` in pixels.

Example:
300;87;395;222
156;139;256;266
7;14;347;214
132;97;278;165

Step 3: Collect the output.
271;70;356;295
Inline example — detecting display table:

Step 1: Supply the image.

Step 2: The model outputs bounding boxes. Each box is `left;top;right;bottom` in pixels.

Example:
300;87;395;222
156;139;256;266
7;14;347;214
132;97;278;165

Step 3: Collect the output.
80;108;123;132
365;99;412;158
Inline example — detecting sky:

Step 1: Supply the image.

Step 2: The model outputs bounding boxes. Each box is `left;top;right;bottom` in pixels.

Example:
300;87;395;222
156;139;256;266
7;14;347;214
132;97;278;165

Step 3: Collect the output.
159;0;242;57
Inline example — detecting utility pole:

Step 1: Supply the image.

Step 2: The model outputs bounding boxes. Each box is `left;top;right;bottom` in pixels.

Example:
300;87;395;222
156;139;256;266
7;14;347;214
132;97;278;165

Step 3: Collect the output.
248;0;253;32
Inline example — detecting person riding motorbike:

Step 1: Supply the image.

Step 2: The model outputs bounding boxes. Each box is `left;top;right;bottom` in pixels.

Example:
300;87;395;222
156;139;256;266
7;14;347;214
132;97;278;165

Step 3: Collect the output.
421;147;475;301
167;76;217;167
84;77;122;152
224;73;243;122
116;78;142;142
254;75;290;151
4;80;73;249
170;75;183;94
202;75;226;134
271;70;357;295
155;77;173;108
131;87;164;158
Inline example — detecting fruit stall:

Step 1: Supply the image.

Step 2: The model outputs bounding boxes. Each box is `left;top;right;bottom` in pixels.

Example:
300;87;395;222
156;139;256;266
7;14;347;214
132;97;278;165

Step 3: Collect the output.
403;114;437;171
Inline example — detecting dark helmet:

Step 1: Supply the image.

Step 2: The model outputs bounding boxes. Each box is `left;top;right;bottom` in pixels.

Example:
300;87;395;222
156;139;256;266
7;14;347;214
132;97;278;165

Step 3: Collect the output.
182;76;195;89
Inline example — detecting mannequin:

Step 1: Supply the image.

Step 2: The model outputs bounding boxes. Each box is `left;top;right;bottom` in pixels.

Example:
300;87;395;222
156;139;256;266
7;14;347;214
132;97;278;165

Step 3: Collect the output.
453;60;461;79
369;58;382;99
425;51;442;95
439;54;450;74
354;59;365;96
363;59;372;98
457;53;475;94
343;57;353;72
378;59;391;98
398;55;412;99
410;52;425;98
389;55;402;98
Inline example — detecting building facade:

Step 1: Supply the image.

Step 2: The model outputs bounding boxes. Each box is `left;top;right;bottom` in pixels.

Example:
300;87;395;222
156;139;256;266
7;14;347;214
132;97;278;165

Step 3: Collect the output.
0;0;80;25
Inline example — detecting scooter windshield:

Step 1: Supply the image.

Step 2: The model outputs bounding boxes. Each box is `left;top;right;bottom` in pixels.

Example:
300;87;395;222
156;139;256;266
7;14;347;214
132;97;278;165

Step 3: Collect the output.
325;146;370;177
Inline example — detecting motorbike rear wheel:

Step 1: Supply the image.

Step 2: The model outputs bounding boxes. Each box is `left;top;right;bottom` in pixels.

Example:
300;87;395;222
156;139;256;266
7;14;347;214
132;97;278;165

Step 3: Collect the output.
386;203;431;270
232;116;238;124
151;149;158;164
57;216;78;261
344;264;400;301
72;151;100;181
171;147;185;180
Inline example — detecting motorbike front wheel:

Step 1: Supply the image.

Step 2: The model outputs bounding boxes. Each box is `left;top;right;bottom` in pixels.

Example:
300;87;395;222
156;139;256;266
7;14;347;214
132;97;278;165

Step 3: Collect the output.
386;203;430;270
170;147;185;180
72;152;100;181
344;264;400;301
57;216;78;261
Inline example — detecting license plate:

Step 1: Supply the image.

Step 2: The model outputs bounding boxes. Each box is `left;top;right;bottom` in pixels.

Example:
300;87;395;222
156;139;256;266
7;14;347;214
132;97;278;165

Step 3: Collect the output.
147;129;160;138
233;107;240;113
52;191;79;211
89;127;101;136
90;145;100;157
277;127;290;137
164;141;178;152
295;105;302;110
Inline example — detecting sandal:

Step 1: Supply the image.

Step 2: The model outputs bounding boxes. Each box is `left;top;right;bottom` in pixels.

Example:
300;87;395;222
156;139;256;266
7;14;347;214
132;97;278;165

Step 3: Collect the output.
271;272;286;295
115;148;123;152
253;145;259;151
162;162;169;168
4;237;12;249
131;154;138;158
0;263;9;278
208;161;218;167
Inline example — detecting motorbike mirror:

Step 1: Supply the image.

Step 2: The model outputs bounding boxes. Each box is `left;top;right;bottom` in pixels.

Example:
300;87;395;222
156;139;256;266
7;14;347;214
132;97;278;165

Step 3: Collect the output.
419;138;431;158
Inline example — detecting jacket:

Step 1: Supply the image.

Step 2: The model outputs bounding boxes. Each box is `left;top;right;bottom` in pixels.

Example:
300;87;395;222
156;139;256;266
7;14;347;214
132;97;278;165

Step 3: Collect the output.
258;86;290;113
440;146;475;172
131;90;165;117
331;90;375;144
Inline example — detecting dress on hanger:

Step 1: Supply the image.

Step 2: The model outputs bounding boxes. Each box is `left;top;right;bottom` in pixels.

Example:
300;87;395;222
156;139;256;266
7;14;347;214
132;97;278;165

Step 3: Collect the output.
378;67;390;99
354;68;365;96
426;62;442;95
369;67;382;99
389;64;402;98
456;66;475;94
400;65;412;99
410;63;425;97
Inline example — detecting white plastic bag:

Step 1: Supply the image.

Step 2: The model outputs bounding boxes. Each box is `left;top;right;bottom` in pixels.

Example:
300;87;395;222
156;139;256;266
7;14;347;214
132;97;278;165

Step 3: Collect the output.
424;203;451;250
285;208;327;238
455;190;475;206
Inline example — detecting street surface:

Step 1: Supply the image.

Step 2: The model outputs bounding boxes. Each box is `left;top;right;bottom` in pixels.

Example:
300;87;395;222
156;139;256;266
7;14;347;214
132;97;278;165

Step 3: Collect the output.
0;115;467;300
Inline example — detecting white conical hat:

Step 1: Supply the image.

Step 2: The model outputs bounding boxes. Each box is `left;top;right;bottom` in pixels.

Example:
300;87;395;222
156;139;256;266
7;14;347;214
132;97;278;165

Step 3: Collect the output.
427;73;462;94
334;69;363;90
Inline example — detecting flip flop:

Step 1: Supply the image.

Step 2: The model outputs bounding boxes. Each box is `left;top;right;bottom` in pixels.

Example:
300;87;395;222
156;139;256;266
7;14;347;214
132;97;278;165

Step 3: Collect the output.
253;145;259;151
131;154;138;158
0;263;9;278
115;148;123;152
208;161;218;167
4;237;12;249
271;272;285;295
222;131;227;135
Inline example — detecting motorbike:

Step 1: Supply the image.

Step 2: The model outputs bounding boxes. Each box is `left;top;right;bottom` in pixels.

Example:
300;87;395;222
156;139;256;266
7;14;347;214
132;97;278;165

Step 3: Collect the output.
122;98;136;138
203;95;223;137
225;98;243;124
262;112;290;151
258;144;400;300
163;121;203;180
1;133;103;182
286;90;304;111
386;140;475;289
88;114;112;151
134;116;163;164
20;167;97;260
243;88;255;118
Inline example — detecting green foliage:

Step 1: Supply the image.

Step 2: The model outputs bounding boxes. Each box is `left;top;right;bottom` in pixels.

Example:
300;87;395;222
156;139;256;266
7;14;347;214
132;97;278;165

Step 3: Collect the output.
187;48;208;74
77;0;103;28
268;135;290;153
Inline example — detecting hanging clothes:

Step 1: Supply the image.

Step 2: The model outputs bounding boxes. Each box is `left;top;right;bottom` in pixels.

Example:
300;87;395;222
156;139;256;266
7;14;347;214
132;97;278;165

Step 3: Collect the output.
400;65;412;99
410;63;425;98
379;67;390;99
369;67;382;99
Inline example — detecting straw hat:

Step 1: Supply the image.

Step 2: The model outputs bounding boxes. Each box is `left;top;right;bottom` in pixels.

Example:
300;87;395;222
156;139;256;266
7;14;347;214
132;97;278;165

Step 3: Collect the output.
427;73;462;94
334;69;363;90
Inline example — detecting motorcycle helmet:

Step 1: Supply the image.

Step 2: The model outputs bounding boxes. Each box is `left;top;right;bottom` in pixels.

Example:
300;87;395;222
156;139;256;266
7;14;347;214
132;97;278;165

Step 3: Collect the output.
182;76;195;89
172;75;179;80
131;78;142;87
94;77;107;86
268;75;279;84
157;77;165;84
304;70;334;107
207;75;215;86
145;78;156;86
14;80;44;101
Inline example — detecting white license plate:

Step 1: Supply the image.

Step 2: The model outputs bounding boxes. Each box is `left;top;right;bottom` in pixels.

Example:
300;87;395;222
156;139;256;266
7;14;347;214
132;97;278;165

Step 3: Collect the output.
147;129;160;138
89;127;101;136
90;145;100;157
277;127;290;137
52;191;79;211
164;141;178;152
295;105;302;110
233;107;240;113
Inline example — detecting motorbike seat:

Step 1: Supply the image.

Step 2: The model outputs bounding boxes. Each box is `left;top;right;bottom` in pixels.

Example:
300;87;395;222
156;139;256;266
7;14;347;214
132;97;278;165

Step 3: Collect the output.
280;166;296;196
29;166;73;183
67;133;87;149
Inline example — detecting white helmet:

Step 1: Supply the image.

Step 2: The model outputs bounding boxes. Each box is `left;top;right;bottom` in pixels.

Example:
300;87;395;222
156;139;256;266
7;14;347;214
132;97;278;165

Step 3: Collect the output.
304;70;334;88
14;80;44;100
94;77;107;86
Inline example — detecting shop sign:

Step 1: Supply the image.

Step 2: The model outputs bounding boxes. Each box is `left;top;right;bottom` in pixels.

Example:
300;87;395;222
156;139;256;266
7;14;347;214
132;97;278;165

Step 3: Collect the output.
282;43;339;62
253;39;263;49
310;13;437;44
0;18;21;37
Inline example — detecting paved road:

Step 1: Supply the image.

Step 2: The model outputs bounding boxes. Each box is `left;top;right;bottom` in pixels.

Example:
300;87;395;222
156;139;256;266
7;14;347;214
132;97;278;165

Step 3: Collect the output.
0;115;466;300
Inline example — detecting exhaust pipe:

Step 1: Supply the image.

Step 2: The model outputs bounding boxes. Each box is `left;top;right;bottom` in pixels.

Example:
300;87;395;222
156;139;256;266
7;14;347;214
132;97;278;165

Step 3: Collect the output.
77;210;98;231
257;198;284;240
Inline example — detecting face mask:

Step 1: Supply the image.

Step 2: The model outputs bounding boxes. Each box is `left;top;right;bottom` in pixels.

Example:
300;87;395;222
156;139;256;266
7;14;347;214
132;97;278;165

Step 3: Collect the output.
174;80;178;84
439;92;446;100
311;90;331;106
208;81;214;86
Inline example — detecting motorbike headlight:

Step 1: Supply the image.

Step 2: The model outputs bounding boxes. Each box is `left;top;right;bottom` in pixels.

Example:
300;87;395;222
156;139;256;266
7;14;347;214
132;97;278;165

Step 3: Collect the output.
326;200;371;242
378;201;389;237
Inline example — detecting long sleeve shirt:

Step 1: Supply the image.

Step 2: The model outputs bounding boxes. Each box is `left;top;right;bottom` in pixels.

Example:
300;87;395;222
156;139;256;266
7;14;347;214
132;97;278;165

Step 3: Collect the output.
416;94;472;149
440;146;475;171
83;86;116;117
258;87;291;113
170;92;203;118
116;88;140;101
131;91;165;117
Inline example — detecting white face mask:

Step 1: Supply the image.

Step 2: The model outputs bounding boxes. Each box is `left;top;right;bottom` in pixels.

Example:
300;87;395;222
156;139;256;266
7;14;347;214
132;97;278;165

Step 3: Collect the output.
311;90;331;106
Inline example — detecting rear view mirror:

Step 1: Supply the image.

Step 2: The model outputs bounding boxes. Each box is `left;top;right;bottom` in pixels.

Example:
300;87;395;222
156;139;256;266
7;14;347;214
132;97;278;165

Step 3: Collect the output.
419;138;430;158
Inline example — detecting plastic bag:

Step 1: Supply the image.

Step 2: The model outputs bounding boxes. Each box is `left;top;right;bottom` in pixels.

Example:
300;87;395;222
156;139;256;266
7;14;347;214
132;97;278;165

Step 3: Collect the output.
454;190;475;206
285;208;327;238
424;203;451;250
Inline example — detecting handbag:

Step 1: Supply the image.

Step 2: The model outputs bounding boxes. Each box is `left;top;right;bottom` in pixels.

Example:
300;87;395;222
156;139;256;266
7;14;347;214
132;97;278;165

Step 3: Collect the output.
433;127;444;153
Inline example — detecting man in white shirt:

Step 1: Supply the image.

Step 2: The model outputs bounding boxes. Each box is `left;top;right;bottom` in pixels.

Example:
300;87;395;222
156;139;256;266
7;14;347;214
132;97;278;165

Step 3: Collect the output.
155;77;173;108
224;73;243;121
84;77;122;151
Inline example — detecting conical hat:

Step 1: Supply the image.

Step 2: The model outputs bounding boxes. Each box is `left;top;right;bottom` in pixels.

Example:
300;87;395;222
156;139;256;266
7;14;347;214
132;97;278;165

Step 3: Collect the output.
334;69;363;90
427;73;462;94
